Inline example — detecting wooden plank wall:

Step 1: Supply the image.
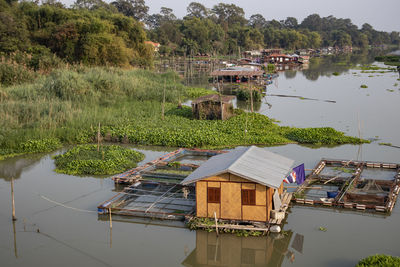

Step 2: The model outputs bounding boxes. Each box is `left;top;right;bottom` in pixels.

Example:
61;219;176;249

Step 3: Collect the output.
196;173;274;222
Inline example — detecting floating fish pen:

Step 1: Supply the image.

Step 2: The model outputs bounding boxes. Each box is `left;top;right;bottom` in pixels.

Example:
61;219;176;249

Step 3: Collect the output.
100;149;227;220
98;181;196;220
293;159;400;213
112;148;227;184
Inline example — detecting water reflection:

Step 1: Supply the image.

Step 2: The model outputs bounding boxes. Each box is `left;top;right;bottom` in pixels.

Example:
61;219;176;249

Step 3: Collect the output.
236;100;262;112
0;154;43;181
182;230;301;267
301;50;378;81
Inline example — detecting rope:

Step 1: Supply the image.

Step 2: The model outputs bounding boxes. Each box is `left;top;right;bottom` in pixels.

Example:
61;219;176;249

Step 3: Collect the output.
39;195;96;213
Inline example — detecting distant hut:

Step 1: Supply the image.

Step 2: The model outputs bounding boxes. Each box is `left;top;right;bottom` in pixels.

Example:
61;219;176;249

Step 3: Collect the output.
210;67;264;83
191;94;235;121
181;146;295;222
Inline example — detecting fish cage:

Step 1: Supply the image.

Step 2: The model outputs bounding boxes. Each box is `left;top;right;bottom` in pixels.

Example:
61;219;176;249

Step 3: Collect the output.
98;181;196;220
112;148;226;184
293;159;400;212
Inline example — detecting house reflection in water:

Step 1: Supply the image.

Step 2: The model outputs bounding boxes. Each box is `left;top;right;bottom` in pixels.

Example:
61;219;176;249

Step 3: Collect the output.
182;230;296;267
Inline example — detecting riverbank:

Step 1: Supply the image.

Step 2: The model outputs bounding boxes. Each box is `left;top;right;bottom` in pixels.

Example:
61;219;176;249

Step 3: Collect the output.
0;67;368;161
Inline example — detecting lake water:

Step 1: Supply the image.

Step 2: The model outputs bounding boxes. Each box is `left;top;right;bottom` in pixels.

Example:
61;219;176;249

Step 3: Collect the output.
1;52;400;266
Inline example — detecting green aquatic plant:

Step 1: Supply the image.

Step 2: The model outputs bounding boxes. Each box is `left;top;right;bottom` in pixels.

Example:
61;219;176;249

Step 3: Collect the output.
356;254;400;267
319;226;327;232
283;127;368;145
54;144;144;175
0;138;62;160
379;143;392;146
332;72;340;76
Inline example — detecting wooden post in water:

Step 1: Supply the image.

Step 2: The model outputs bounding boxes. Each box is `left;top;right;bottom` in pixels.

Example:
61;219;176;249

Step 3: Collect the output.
108;208;112;229
12;220;18;258
214;212;219;236
108;208;112;248
11;178;16;221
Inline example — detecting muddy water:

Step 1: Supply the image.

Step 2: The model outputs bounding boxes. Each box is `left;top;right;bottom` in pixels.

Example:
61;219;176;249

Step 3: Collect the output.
1;54;400;267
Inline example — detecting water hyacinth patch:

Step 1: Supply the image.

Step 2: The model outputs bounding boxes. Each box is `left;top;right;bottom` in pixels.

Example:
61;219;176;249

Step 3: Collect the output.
54;144;144;175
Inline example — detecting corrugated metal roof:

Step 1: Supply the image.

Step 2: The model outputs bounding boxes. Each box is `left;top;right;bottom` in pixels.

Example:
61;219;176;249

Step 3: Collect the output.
191;94;235;104
181;146;294;188
210;67;264;77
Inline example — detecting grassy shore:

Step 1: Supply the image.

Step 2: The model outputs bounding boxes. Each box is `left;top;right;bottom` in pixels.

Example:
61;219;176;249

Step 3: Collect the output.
0;67;368;160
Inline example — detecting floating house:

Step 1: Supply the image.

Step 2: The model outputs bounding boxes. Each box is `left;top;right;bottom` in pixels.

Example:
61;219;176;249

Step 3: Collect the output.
210;67;264;83
266;54;294;64
191;94;235;120
181;146;295;222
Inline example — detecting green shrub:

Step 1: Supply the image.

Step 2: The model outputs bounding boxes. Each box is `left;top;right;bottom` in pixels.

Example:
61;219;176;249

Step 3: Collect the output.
356;254;400;267
360;84;368;88
237;88;262;102
54;144;145;175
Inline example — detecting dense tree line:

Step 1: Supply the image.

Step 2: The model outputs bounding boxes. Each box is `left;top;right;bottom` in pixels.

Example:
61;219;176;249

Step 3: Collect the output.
140;2;399;56
0;0;399;69
0;0;153;70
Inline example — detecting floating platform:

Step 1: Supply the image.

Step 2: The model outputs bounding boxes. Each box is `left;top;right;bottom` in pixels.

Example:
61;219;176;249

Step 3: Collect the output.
112;148;226;184
100;148;227;220
292;159;400;213
98;180;196;220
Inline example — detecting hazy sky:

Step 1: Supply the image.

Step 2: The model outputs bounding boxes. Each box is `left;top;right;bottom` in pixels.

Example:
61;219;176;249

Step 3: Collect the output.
62;0;400;32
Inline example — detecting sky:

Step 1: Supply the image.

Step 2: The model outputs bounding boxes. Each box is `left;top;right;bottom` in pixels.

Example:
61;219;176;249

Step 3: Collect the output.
62;0;400;32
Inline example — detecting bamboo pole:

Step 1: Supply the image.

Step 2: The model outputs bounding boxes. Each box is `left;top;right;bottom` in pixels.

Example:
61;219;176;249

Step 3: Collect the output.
11;178;16;221
97;123;101;152
249;78;254;113
162;79;166;120
12;220;18;258
214;212;219;236
108;208;112;229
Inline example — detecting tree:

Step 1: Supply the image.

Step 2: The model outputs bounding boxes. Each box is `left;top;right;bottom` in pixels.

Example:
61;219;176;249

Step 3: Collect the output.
301;14;322;31
211;3;246;28
283;17;298;29
186;2;208;18
111;0;149;21
249;14;266;29
390;31;400;45
330;30;352;47
73;0;116;11
160;7;176;21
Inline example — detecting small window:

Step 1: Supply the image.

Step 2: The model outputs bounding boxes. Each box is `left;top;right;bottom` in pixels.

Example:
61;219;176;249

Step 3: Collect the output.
208;187;220;203
242;189;256;205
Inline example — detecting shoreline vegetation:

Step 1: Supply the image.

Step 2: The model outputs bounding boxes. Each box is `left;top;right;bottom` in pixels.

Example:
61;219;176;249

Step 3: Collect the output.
0;67;369;162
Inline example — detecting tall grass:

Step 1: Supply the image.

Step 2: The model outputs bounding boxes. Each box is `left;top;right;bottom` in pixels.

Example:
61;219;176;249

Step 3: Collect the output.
0;67;186;152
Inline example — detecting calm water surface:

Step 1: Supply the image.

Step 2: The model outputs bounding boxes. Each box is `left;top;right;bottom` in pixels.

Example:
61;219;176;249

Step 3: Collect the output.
1;54;400;267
